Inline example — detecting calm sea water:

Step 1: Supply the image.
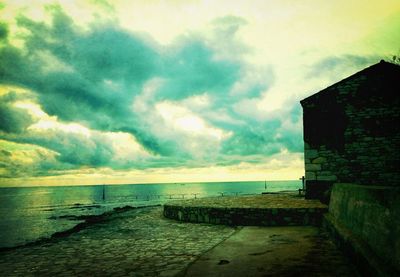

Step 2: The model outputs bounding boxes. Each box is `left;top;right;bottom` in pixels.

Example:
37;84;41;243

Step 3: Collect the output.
0;180;301;248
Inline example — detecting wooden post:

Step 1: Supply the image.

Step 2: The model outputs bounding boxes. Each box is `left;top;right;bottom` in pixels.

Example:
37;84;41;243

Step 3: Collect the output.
298;176;305;195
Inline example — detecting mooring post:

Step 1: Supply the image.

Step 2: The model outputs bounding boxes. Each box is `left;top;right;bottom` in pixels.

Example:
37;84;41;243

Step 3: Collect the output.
298;176;305;195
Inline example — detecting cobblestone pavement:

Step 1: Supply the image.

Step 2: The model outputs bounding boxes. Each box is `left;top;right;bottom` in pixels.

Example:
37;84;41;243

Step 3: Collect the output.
0;206;236;276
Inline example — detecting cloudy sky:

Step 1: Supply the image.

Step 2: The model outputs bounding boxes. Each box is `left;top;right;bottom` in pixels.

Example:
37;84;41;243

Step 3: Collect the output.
0;0;399;186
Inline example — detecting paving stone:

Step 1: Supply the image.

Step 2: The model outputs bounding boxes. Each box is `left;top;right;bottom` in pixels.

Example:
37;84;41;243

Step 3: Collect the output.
0;207;235;276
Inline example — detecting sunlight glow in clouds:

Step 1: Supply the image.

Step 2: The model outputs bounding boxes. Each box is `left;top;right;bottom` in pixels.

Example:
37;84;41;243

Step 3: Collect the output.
156;101;229;140
0;0;399;186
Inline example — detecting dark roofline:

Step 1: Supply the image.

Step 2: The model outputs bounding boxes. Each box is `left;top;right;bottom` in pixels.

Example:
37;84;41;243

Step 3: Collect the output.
300;60;400;106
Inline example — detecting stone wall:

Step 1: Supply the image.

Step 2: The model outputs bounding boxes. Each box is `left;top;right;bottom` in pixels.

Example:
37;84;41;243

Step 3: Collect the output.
164;205;327;226
301;61;400;201
324;183;400;275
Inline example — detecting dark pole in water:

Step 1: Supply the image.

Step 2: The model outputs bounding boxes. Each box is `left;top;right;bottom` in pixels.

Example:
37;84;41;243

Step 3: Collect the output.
264;180;267;191
299;176;305;190
102;184;105;201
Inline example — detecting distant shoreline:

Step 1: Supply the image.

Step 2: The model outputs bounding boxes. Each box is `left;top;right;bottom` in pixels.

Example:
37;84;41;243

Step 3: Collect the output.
0;179;299;188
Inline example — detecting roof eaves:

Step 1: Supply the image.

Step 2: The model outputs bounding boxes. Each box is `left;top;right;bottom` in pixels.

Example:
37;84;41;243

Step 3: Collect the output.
300;60;398;106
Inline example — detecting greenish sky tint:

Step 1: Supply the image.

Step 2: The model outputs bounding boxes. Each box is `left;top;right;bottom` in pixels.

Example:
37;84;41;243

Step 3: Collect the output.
0;0;399;186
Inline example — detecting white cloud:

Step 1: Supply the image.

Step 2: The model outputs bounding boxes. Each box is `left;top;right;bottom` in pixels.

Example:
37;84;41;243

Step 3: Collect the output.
154;101;232;158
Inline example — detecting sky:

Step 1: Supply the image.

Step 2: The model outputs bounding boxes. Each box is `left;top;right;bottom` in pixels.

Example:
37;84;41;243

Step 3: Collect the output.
0;0;399;186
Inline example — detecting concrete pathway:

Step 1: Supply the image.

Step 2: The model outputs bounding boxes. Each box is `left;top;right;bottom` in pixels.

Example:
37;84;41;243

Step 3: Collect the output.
183;226;359;277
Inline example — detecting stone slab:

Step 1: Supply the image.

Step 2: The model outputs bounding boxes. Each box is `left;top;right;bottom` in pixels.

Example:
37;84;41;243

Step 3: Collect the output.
182;226;358;277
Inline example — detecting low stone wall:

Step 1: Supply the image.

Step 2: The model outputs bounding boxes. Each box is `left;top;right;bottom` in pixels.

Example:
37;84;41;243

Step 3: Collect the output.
325;183;400;276
163;205;327;226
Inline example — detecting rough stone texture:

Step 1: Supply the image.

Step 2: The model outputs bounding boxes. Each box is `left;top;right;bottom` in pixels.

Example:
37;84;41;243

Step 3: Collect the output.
300;61;400;275
325;183;400;275
0;207;236;276
300;61;400;200
164;194;327;226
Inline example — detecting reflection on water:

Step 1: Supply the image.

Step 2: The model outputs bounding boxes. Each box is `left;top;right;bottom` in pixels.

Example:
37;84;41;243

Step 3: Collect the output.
0;180;300;248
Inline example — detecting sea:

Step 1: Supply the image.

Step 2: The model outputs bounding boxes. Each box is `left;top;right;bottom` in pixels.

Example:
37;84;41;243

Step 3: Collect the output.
0;180;301;248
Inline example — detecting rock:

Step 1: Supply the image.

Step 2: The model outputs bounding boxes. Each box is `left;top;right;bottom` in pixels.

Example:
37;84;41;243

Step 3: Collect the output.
305;149;319;159
218;260;230;265
305;172;316;180
312;157;327;164
305;163;321;171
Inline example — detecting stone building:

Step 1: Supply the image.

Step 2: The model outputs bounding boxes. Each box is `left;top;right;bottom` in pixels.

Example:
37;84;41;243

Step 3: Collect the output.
300;60;400;275
301;60;400;201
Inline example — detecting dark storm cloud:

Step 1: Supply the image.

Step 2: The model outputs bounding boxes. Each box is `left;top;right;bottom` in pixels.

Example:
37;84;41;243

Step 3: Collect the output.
156;38;242;100
0;141;75;178
0;22;8;41
221;118;282;156
0;92;117;176
0;7;255;156
0;125;119;177
277;105;303;153
0;7;164;154
19;131;114;167
0;92;34;133
0;6;298;174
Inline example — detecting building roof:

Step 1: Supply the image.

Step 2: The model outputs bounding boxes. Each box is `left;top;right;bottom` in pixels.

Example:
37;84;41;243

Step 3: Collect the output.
300;60;400;107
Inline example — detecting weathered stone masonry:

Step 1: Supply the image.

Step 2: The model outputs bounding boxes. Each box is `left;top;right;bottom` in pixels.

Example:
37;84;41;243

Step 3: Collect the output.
163;194;328;227
164;205;326;226
301;60;400;275
301;60;400;201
